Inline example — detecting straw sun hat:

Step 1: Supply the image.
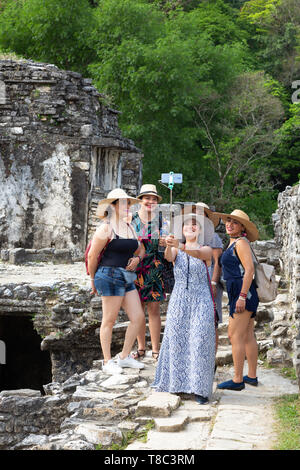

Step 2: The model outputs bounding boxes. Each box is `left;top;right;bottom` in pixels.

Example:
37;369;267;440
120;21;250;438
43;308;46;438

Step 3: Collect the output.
96;188;140;219
137;184;162;202
213;209;259;242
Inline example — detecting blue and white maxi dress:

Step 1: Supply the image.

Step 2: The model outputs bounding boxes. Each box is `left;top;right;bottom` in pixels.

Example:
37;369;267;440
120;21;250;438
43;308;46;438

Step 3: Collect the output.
152;250;216;398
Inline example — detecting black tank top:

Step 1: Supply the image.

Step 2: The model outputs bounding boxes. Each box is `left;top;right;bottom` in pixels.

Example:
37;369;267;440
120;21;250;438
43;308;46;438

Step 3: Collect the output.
99;227;138;268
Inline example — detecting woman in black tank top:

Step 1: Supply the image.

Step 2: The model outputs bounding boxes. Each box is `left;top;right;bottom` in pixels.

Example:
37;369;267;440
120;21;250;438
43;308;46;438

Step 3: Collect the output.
87;188;146;376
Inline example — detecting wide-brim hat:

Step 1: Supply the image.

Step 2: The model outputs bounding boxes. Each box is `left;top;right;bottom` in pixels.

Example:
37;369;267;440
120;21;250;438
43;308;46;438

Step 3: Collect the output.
173;213;214;246
96;188;140;219
137;184;162;202
196;202;220;228
213;209;259;242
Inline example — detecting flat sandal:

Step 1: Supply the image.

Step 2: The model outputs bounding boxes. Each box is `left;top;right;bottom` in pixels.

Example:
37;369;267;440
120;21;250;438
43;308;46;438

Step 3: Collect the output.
132;349;146;360
152;351;159;361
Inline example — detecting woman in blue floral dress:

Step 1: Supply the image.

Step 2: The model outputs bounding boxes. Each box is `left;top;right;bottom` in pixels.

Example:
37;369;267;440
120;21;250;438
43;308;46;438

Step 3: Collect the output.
152;214;216;404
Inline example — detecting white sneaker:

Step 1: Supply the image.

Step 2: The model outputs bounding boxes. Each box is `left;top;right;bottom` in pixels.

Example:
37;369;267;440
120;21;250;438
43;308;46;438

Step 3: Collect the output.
102;359;124;375
117;354;145;369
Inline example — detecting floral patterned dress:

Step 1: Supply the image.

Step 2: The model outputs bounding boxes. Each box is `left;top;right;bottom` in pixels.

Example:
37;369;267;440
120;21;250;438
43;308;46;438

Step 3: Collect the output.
131;213;166;302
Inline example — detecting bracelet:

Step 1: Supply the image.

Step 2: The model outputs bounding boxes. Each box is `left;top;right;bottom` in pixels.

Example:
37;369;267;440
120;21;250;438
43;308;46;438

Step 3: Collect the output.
238;296;246;301
239;292;247;298
211;281;217;286
136;255;142;262
90;278;95;281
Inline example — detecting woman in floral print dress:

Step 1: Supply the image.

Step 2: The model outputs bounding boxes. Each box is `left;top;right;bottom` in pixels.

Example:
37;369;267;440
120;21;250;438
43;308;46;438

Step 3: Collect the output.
131;184;168;360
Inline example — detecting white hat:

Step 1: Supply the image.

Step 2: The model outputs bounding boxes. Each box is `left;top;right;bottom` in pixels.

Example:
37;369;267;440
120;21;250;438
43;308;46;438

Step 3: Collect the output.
96;188;140;219
173;213;214;246
196;202;220;228
137;184;162;202
213;209;259;242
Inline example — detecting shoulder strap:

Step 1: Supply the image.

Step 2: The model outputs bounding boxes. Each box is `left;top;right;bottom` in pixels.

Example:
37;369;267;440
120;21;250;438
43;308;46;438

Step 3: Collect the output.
249;243;259;264
203;260;218;328
234;237;258;268
107;224;115;240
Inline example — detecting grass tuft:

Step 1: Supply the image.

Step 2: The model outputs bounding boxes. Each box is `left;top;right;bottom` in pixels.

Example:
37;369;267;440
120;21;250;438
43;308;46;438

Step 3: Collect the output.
273;394;300;450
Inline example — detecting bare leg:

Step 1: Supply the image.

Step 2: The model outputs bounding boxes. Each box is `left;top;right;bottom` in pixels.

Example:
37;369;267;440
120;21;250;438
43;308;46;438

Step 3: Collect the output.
228;310;253;383
245;317;258;378
119;289;145;359
134;302;147;353
147;301;161;354
100;296;123;363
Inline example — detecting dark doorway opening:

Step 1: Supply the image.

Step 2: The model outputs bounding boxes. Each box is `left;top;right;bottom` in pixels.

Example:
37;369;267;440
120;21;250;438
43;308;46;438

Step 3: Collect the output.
0;315;52;394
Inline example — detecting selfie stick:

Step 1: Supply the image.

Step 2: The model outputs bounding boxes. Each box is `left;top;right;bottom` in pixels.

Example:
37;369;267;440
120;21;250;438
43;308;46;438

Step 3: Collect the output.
158;172;181;234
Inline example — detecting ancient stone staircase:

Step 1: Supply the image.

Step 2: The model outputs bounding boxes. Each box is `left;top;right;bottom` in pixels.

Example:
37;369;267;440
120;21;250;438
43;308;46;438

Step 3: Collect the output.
4;277;296;450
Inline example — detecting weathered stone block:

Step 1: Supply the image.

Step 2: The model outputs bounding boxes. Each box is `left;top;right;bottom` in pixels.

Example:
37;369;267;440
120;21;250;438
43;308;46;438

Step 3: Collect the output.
9;248;26;265
135;392;181;417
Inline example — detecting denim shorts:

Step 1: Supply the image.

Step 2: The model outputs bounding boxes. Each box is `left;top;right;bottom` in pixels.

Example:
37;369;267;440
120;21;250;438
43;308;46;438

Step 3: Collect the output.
94;266;137;297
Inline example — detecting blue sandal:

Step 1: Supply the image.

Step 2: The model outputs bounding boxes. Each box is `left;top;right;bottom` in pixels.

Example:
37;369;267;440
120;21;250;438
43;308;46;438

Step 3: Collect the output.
243;375;258;386
217;379;245;391
195;395;208;405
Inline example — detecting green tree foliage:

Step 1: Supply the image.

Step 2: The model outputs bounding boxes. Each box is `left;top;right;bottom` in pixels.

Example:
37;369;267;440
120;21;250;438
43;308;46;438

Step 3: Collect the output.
88;0;283;236
241;0;300;86
0;0;96;73
273;104;300;184
0;0;298;237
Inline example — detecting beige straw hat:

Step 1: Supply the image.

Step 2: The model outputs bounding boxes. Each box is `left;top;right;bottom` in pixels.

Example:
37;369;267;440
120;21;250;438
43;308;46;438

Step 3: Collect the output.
137;184;162;202
213;209;259;242
96;188;140;219
196;202;220;228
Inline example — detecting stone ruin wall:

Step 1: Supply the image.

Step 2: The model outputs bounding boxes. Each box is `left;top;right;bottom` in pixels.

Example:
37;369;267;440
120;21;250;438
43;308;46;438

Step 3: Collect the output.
0;59;147;449
0;58;145;393
273;183;300;384
0;59;143;255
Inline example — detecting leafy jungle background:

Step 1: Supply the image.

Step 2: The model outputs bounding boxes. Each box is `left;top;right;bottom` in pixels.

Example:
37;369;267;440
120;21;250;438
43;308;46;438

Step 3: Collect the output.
1;0;300;237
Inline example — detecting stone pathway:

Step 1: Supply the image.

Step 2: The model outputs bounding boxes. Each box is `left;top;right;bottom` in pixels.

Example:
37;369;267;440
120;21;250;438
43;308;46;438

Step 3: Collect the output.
1;260;298;450
0;260;89;286
2;350;298;451
126;360;298;451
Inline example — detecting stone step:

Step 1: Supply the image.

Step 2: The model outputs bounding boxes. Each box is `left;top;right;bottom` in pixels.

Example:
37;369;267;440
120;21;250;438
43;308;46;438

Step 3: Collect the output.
126;421;212;450
218;335;230;346
154;411;189;432
179;400;215;422
135;391;181;417
218;322;228;336
150;401;215;432
216;346;233;366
